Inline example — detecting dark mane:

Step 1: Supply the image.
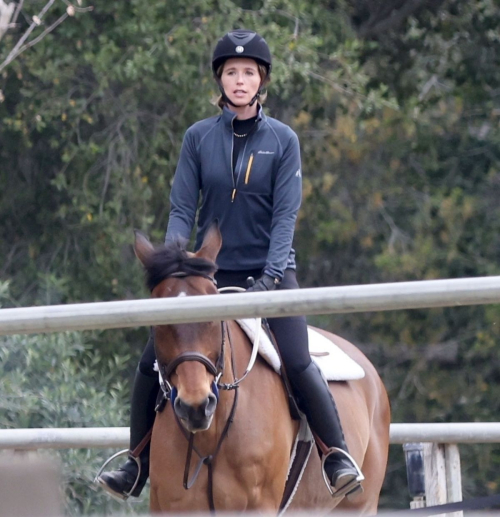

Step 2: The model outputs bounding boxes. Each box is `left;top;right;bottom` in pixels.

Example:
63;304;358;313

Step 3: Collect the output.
143;240;217;291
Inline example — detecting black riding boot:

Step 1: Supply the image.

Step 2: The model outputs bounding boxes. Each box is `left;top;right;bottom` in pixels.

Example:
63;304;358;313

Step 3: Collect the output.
291;360;362;497
97;367;159;499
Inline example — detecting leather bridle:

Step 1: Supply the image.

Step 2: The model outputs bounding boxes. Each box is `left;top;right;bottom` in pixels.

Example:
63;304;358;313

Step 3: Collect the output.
156;319;229;405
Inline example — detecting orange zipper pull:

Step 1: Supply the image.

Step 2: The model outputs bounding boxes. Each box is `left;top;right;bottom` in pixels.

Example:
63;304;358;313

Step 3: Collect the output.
245;153;254;185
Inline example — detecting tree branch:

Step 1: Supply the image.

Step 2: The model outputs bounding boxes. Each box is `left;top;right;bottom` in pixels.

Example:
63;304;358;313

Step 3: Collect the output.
0;0;93;74
16;11;67;54
0;0;56;71
10;0;23;26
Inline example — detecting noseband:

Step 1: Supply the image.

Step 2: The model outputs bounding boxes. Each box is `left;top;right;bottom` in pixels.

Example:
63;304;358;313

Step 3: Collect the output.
157;320;228;406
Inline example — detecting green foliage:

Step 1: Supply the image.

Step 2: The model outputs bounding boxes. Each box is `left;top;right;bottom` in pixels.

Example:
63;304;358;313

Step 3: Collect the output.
0;331;147;514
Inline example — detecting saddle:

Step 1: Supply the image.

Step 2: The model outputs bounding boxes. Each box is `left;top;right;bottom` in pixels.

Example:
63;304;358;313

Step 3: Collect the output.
236;319;365;381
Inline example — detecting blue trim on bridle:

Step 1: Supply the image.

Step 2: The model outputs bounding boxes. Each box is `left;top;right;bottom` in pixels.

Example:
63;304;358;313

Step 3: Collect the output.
211;381;220;401
170;386;178;406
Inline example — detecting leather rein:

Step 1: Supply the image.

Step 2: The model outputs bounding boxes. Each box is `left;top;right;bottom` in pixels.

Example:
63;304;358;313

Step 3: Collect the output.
155;271;244;513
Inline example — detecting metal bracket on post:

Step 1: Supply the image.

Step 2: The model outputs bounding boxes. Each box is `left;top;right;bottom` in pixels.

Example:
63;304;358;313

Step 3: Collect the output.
403;442;426;509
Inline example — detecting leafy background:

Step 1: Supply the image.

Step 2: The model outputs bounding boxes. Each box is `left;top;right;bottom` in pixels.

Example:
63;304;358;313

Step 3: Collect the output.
1;0;500;513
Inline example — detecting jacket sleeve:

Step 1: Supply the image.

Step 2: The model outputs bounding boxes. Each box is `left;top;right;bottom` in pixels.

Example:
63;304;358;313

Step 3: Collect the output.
264;130;302;280
165;129;200;243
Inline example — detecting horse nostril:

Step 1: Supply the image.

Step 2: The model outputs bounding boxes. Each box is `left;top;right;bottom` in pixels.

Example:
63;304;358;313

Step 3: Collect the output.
173;395;217;428
174;397;188;418
204;393;217;417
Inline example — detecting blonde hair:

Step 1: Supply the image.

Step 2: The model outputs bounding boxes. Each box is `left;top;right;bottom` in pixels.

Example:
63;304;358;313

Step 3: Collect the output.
212;62;270;109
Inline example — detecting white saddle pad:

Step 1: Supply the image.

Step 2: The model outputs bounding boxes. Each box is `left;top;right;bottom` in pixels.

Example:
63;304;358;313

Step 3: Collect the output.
237;319;365;381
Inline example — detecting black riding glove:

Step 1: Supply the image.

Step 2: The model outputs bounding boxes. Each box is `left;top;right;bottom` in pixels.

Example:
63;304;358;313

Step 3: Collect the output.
246;274;279;292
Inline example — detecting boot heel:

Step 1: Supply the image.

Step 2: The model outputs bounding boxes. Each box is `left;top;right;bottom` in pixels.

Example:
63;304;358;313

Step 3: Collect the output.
94;449;129;486
94;450;144;501
321;447;364;499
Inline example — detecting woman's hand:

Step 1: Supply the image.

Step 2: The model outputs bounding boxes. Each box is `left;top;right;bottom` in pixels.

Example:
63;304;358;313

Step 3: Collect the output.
246;274;279;292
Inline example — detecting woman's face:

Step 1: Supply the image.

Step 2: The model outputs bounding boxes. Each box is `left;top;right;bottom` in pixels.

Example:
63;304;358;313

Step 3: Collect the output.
220;58;261;106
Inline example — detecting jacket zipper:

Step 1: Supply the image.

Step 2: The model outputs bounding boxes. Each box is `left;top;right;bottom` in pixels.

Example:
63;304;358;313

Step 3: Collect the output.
231;119;236;202
231;120;258;202
235;139;250;191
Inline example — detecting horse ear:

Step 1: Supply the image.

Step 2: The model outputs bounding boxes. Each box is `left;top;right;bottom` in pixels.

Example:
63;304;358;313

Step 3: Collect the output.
196;221;222;263
134;230;154;266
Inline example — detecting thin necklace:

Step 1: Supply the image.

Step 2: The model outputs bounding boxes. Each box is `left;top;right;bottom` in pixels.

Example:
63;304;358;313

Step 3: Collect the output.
233;132;248;138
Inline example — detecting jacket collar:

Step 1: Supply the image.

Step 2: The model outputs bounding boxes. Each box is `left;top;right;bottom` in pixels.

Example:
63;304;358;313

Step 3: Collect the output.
221;103;266;130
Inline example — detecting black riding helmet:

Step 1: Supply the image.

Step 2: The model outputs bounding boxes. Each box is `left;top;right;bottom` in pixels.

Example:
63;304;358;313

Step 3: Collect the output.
212;30;272;107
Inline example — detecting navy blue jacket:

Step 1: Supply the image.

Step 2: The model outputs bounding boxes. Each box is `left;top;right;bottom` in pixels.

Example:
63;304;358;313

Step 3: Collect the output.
165;105;302;280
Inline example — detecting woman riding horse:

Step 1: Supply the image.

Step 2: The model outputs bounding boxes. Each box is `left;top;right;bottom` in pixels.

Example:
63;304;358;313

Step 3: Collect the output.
98;29;362;500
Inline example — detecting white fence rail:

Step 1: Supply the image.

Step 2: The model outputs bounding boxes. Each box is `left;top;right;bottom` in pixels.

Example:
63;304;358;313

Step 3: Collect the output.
1;423;499;450
1;276;500;336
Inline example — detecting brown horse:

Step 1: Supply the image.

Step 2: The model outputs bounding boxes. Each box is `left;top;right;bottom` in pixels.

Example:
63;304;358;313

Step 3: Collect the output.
134;227;391;514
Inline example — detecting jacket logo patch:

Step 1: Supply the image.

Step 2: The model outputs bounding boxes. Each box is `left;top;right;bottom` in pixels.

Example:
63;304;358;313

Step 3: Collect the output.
257;150;275;155
295;169;302;177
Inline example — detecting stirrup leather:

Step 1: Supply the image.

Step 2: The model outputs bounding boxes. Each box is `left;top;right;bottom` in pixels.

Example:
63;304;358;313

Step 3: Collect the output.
321;446;364;499
94;449;142;501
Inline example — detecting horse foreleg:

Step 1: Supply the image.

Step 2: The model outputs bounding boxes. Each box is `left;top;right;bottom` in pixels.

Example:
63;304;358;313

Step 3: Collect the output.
150;486;161;514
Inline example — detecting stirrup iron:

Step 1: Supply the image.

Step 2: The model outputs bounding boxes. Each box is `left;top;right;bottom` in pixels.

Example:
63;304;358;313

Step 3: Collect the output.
94;449;142;501
321;446;364;499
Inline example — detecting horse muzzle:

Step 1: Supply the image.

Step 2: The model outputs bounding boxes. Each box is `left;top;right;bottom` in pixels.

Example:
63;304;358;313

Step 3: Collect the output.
173;392;218;432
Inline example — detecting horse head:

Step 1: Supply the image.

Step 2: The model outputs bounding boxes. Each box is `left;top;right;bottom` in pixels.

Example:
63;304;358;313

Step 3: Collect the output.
134;224;223;433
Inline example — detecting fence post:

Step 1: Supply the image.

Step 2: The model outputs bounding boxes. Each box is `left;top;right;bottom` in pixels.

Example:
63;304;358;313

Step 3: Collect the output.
444;443;463;516
423;442;447;505
421;442;463;516
0;452;62;516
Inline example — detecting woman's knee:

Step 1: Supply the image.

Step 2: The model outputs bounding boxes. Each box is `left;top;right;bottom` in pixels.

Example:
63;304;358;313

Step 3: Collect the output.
268;315;311;376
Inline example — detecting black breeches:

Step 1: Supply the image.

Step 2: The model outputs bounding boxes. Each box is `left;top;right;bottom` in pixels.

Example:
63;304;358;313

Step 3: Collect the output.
216;268;312;377
138;268;312;379
138;330;156;377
